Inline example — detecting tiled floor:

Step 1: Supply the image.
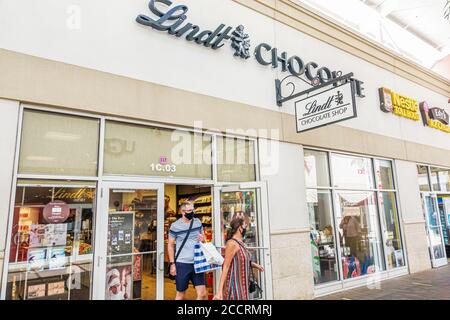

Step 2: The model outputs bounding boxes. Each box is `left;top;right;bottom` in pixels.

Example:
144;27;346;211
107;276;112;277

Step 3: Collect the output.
317;264;450;300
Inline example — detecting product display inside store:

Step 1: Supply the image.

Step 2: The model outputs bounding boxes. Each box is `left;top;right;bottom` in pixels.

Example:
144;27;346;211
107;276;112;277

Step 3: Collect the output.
6;182;95;300
307;189;338;284
335;192;384;279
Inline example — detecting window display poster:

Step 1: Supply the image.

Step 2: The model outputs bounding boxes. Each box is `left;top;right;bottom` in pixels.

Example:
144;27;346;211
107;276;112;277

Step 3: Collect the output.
43;224;68;247
108;212;134;256
105;265;132;300
29;224;46;247
48;246;66;270
48;281;65;296
27;248;47;271
27;284;46;299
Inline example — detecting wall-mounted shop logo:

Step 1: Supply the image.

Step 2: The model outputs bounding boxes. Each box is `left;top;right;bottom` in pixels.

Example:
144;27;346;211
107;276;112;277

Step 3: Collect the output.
379;87;420;121
136;0;243;53
136;0;364;90
419;101;450;133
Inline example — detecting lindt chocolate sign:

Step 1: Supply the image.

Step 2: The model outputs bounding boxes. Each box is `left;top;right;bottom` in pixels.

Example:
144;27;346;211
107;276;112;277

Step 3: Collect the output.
43;201;70;224
295;81;357;133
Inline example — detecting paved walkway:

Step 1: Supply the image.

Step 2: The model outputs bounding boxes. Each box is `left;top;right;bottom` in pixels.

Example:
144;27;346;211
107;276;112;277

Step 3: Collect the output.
317;265;450;300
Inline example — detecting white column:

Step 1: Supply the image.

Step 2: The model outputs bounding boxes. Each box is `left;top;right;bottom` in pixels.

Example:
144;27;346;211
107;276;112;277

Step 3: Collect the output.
395;160;432;273
259;139;314;299
0;99;20;292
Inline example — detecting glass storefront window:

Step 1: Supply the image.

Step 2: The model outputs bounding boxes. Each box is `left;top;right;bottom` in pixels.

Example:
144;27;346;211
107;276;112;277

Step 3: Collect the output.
6;182;95;300
331;154;374;189
417;165;430;192
220;189;262;299
18;110;99;176
304;149;330;187
378;192;405;269
335;191;385;278
216;137;256;182
307;189;338;284
104;121;212;179
430;167;450;192
374;160;395;190
305;149;406;286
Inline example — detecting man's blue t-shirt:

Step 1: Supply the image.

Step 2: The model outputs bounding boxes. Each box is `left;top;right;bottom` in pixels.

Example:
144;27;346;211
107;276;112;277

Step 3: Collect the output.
169;218;203;264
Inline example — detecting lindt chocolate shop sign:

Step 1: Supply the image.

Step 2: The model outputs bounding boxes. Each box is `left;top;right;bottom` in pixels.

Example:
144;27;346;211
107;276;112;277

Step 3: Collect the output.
295;82;357;133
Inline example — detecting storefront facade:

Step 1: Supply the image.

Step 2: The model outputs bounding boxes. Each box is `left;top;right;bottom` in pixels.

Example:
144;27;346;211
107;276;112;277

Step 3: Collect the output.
0;0;449;300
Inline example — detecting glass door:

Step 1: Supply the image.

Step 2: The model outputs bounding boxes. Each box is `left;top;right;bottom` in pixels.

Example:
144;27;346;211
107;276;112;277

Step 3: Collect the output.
213;181;272;300
437;195;450;258
422;194;447;268
92;182;164;300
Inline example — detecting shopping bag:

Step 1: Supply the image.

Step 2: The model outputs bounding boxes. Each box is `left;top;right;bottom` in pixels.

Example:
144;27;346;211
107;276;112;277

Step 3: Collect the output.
194;243;222;274
200;242;224;265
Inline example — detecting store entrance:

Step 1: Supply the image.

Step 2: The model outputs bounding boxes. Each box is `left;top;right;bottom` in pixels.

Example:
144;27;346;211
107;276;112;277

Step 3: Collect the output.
92;181;272;300
422;193;448;268
163;184;214;300
437;195;450;258
93;182;165;300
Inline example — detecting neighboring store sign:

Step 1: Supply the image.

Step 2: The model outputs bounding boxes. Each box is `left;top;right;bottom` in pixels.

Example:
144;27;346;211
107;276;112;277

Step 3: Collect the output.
295;81;356;133
419;101;450;133
136;0;365;103
43;201;70;224
379;87;420;121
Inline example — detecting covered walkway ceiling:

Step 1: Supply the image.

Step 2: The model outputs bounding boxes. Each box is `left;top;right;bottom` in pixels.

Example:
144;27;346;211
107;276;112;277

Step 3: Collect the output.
296;0;450;80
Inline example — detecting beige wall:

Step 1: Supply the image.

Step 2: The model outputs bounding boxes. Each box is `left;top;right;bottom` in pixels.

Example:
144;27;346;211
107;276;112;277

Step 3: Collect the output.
0;49;449;169
270;230;314;299
402;222;432;274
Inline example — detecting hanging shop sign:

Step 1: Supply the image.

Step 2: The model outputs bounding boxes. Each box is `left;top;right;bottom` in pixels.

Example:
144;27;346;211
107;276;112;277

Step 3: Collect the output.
136;0;365;109
419;101;450;133
295;81;357;133
43;201;70;224
379;87;420;121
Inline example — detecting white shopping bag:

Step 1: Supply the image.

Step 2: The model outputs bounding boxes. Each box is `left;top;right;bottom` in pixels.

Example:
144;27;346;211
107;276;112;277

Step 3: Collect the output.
194;243;221;274
200;242;224;265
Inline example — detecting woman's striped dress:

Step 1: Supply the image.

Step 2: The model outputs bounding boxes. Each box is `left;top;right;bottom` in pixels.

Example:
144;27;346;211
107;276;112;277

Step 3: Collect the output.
224;239;251;300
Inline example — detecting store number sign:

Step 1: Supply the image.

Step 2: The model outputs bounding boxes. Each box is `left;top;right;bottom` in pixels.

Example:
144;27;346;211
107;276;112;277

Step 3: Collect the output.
295;82;357;133
150;155;177;173
150;163;177;173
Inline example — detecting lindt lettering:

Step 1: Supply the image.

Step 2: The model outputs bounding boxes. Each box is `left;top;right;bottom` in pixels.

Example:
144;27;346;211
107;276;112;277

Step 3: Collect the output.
136;0;233;49
304;96;334;117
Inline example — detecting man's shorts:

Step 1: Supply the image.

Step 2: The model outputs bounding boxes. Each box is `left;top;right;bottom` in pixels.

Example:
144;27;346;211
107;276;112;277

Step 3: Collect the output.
175;262;206;292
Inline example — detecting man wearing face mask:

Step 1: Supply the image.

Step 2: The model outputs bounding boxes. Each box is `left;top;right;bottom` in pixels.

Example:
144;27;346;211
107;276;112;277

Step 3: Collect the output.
168;201;207;300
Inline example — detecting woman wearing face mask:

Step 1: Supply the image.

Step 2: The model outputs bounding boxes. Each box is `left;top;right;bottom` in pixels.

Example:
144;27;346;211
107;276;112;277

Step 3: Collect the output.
214;213;264;300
